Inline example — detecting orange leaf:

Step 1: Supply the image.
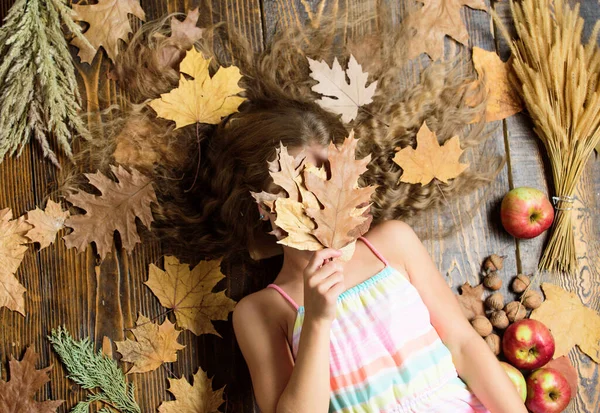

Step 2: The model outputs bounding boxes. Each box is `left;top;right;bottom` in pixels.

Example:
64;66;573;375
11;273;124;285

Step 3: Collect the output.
404;0;487;61
393;121;469;185
0;347;64;412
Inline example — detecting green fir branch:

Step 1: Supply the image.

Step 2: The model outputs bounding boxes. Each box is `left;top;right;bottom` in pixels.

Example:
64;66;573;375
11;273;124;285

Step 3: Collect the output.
0;0;92;168
48;326;141;413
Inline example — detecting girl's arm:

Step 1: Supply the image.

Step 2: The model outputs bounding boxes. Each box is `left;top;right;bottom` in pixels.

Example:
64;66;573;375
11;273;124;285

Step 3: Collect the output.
377;220;527;413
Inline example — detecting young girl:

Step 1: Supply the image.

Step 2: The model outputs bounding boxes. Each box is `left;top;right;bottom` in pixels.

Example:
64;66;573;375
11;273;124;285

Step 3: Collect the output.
104;10;525;413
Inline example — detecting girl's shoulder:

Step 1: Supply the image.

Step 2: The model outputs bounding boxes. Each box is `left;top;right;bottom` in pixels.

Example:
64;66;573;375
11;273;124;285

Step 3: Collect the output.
363;220;415;275
232;285;294;334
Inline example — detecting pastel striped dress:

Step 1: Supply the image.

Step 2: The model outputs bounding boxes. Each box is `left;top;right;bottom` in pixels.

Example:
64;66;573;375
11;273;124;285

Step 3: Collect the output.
267;237;490;413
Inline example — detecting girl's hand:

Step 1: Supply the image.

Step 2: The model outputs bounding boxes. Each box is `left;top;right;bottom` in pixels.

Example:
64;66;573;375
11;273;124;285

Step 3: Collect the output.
303;248;345;323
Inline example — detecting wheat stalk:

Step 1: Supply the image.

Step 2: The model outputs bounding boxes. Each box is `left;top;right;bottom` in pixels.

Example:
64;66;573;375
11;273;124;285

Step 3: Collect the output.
493;0;600;274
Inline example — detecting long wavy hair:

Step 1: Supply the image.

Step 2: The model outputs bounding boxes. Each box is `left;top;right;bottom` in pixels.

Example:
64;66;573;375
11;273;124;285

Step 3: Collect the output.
64;8;504;262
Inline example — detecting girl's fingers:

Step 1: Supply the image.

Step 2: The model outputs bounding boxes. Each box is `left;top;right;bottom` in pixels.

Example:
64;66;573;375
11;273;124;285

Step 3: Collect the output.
305;248;342;275
317;271;344;293
307;261;343;286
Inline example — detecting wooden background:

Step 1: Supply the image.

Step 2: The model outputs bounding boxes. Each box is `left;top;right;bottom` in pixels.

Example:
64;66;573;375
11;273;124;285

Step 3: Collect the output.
1;0;599;412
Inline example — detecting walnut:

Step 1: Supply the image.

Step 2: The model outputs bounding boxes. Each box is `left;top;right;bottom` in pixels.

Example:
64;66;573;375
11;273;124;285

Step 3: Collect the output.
471;315;493;337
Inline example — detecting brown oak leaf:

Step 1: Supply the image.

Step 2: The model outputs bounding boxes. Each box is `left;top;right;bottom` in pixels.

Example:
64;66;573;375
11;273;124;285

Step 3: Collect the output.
544;356;578;398
115;313;185;374
304;132;375;250
0;209;32;315
274;198;322;251
456;282;485;321
63;165;157;260
468;47;523;122
158;368;225;413
0;347;64;412
530;283;600;363
404;0;487;61
145;256;236;336
25;200;69;250
393;121;469;185
155;8;204;70
71;0;146;63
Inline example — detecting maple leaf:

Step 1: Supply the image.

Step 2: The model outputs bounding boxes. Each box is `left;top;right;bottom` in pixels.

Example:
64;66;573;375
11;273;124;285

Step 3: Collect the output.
404;0;487;61
308;55;378;123
0;347;64;412
63;165;157;260
158;368;225;413
155;8;204;70
0;209;32;315
145;256;236;336
467;47;523;122
149;48;246;128
25;200;69;250
304;133;376;250
71;0;146;63
393;121;469;185
456;282;485;321
115;313;185;374
530;283;600;363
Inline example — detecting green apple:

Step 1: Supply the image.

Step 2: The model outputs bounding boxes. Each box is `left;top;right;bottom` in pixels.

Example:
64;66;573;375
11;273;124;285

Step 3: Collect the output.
500;361;527;402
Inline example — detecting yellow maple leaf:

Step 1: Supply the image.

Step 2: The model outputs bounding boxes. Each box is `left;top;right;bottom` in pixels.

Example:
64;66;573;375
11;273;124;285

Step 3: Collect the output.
115;313;185;374
25;200;69;250
149;48;246;128
469;47;523;123
158;368;225;413
145;256;236;336
530;283;600;363
393;121;469;185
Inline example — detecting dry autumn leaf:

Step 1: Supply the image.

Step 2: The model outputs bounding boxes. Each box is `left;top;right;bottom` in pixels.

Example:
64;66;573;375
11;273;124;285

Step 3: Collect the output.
115;314;185;374
63;165;157;260
145;256;236;336
393;121;469;185
71;0;146;63
0;209;32;315
149;48;246;128
404;0;487;60
0;347;64;412
308;55;378;123
155;8;204;69
158;368;225;413
304;133;375;250
274;198;322;251
468;47;522;122
25;200;69;250
530;283;600;363
456;282;485;321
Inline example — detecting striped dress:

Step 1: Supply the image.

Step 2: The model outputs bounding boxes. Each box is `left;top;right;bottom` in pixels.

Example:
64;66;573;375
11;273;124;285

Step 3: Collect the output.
267;237;490;413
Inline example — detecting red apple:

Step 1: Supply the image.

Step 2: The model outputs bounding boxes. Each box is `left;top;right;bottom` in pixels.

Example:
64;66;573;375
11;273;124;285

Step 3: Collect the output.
499;361;527;402
526;368;572;413
502;319;555;370
500;187;554;239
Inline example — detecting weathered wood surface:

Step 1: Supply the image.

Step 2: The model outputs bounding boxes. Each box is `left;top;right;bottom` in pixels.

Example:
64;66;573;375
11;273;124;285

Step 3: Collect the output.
0;0;598;412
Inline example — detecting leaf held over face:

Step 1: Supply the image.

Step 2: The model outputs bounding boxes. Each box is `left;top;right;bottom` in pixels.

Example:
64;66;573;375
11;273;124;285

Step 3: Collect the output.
404;0;487;61
530;283;600;363
145;256;236;336
115;313;185;374
0;209;32;315
149;48;246;128
63;165;157;260
456;282;485;321
393;121;469;185
0;347;64;412
158;368;225;413
25;200;69;250
308;55;378;123
468;47;523;122
274;198;322;251
71;0;146;63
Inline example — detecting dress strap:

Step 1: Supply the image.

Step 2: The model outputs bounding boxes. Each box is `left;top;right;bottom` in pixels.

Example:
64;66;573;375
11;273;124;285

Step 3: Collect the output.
358;236;389;266
266;284;299;311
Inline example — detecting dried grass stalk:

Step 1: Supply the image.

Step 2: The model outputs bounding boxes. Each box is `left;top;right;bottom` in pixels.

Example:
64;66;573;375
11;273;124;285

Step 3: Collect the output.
493;0;600;274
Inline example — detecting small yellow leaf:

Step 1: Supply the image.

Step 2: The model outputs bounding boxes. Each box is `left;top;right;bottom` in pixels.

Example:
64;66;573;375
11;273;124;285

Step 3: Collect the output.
393;121;469;185
158;368;225;413
145;256;236;336
115;314;185;374
530;283;600;363
25;200;69;249
149;48;246;128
